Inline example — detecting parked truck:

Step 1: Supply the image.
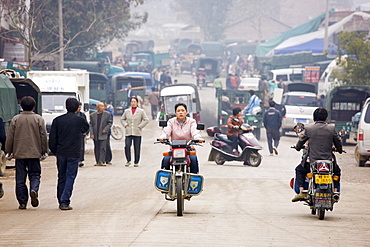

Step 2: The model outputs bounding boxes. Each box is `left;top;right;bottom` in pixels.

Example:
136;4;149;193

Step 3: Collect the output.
128;50;170;71
27;70;90;132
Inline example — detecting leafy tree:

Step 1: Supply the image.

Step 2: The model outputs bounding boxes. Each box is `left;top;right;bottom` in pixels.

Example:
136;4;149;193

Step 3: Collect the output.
172;0;231;41
337;31;370;85
0;0;147;68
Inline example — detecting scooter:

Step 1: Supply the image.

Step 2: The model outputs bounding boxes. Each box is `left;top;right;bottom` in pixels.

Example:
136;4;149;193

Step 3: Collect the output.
208;124;262;167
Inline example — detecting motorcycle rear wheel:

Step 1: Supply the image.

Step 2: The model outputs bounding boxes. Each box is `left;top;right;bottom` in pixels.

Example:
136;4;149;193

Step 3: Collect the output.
318;209;325;220
248;152;262;167
215;152;225;165
176;176;184;216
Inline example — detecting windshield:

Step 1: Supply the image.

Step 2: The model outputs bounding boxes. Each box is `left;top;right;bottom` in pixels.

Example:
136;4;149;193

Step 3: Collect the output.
42;94;76;113
284;95;318;107
163;95;191;114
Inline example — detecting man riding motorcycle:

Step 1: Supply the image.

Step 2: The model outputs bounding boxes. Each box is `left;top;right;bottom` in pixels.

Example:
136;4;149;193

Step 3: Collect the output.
158;103;204;174
292;107;343;202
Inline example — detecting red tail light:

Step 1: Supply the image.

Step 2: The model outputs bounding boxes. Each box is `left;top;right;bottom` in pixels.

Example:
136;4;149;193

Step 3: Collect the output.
358;129;364;141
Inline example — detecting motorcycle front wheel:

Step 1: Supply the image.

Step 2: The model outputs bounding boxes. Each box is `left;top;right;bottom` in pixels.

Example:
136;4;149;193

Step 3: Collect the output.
248;152;262;167
215;152;226;165
318;209;325;220
176;176;184;216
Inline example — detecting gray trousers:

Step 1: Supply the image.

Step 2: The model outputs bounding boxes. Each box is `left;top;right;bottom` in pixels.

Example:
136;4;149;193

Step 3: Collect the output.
93;139;107;163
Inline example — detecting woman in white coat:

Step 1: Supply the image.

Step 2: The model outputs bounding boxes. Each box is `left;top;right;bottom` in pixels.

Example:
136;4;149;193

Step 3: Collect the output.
120;97;149;167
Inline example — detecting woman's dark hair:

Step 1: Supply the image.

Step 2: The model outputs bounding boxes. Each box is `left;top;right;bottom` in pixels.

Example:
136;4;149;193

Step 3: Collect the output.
20;96;36;111
130;96;138;103
249;90;255;96
175;102;187;112
233;107;241;116
313;107;328;121
66;98;79;112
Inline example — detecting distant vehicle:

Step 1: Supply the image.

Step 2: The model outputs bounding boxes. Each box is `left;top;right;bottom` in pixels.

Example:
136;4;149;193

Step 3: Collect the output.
128;51;170;71
111;75;146;115
89;72;109;102
27;70;90;133
113;72;154;94
196;57;221;87
325;85;370;144
269;68;305;84
238;77;260;91
159;84;201;123
355;97;370;167
281;91;318;136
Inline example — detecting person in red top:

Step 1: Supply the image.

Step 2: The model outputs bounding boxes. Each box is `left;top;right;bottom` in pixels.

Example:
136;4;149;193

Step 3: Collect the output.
227;107;243;155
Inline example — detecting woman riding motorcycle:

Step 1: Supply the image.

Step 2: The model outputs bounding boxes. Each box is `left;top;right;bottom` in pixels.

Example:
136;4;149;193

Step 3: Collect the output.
158;103;204;173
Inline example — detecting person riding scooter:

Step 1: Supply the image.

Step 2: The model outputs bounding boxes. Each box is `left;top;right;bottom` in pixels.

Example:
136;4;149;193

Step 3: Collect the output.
158;103;204;174
227;107;243;155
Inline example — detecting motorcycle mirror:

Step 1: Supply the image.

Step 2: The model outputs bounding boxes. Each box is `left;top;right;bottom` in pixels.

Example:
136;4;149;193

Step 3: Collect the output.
159;120;167;127
197;123;205;130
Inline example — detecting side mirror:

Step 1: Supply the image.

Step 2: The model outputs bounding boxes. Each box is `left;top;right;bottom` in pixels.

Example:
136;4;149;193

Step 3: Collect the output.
83;103;89;112
197;123;205;130
159;120;167;127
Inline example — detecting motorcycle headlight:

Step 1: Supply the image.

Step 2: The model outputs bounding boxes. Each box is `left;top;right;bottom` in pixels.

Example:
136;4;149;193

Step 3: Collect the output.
173;149;186;158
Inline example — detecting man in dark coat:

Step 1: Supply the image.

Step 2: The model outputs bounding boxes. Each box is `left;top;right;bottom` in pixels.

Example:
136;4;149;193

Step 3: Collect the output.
49;98;89;210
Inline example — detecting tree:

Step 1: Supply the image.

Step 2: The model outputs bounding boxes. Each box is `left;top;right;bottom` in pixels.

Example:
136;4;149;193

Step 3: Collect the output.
172;0;231;41
337;31;370;85
0;0;147;69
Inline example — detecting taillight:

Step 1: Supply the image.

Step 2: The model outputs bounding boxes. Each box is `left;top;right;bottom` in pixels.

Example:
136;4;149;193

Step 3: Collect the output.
358;129;364;141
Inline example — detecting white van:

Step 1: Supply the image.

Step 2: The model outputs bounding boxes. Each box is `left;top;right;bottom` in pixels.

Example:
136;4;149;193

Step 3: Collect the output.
355;97;370;166
269;68;305;84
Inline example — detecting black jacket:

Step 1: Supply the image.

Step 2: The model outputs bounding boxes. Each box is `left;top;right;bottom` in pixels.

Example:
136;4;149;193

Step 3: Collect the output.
49;112;89;157
263;108;282;130
296;121;342;163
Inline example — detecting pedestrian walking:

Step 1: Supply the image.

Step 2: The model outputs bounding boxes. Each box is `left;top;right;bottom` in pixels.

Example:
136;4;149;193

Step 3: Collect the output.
148;87;160;120
121;97;149;167
213;75;222;98
90;102;113;166
49;98;89;210
5;96;48;209
76;102;88;167
263;101;282;156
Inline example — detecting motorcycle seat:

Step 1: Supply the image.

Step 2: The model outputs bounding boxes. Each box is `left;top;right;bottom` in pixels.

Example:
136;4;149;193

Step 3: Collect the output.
215;133;233;144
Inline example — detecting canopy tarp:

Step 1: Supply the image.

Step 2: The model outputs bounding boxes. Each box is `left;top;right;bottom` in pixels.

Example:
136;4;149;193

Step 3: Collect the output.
255;11;330;56
267;11;370;56
0;74;18;122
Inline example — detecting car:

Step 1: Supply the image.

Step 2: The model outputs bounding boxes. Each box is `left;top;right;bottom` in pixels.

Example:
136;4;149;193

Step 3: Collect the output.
238;77;260;91
281;91;318;135
355;97;370;167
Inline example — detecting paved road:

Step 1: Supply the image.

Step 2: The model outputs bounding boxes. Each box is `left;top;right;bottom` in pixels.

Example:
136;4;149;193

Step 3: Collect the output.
0;75;370;246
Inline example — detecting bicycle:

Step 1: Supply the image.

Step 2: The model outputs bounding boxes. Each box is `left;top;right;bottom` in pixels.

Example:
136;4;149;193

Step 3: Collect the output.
111;124;124;140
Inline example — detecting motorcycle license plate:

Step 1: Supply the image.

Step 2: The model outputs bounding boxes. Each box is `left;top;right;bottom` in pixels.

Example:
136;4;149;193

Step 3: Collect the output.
315;175;332;184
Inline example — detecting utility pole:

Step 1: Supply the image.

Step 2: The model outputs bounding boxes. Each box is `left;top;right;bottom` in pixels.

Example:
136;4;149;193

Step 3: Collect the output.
324;0;329;52
58;0;64;70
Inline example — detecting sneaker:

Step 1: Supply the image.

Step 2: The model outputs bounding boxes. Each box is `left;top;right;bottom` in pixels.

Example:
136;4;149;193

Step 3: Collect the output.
0;182;4;199
273;147;278;155
292;193;306;202
232;149;239;155
78;162;84;167
59;204;73;210
30;190;39;207
134;163;139;167
269;153;274;156
19;204;27;210
125;162;131;167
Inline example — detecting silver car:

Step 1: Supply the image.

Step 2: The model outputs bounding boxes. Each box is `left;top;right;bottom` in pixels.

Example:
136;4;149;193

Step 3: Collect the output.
281;91;318;135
